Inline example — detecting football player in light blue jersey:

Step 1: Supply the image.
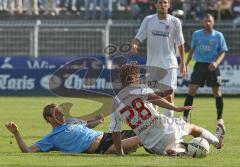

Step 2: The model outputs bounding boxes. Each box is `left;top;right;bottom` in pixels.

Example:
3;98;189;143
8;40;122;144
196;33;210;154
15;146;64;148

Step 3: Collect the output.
183;14;228;132
5;103;140;154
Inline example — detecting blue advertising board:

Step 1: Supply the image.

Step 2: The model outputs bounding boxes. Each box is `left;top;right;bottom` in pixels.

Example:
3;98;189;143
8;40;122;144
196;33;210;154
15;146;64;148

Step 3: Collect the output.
0;55;240;96
0;69;116;96
0;55;107;70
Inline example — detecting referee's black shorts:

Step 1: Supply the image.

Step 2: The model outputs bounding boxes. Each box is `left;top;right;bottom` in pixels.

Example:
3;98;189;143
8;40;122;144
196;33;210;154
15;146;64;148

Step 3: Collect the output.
190;62;221;87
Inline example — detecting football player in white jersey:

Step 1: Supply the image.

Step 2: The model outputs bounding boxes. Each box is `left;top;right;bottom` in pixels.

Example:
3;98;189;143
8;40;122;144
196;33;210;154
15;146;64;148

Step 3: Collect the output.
131;0;186;117
109;62;224;156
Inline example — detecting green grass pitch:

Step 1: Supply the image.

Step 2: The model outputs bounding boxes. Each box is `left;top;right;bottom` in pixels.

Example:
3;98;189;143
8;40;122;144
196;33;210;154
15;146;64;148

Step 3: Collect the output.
0;96;239;167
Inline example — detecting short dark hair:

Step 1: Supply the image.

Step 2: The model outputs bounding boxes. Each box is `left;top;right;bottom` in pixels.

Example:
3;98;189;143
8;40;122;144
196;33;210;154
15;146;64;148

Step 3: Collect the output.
43;103;57;121
204;13;215;20
154;0;170;4
120;61;140;87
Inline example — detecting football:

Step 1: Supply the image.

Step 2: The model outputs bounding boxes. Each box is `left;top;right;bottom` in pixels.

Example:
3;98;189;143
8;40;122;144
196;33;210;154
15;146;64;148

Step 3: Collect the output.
187;137;210;158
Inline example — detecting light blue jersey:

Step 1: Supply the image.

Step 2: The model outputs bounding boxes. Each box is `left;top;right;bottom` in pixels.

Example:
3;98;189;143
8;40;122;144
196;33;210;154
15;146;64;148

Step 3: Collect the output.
191;29;228;63
35;124;103;153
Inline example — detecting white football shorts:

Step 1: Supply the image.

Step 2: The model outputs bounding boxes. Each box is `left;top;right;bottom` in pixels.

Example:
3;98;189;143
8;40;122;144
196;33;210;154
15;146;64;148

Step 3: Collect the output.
147;117;188;155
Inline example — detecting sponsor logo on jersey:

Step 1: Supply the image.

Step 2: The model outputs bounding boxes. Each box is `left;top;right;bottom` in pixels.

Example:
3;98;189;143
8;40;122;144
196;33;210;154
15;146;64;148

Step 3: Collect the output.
198;45;212;53
152;30;169;37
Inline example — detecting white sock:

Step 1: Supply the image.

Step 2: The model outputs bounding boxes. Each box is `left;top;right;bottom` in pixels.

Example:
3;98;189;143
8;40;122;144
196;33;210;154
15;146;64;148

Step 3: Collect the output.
201;128;219;146
217;119;224;124
163;109;174;117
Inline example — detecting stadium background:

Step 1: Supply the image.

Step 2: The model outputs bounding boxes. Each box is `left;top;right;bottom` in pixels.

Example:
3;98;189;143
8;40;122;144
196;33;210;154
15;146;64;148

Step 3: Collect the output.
0;0;240;96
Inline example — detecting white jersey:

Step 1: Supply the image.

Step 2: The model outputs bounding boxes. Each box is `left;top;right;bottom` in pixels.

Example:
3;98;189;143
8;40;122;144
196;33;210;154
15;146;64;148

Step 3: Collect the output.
135;14;184;69
109;85;188;153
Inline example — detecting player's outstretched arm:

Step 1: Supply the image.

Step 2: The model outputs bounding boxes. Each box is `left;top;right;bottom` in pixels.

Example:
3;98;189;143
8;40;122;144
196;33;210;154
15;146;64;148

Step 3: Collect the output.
148;93;192;112
5;122;40;153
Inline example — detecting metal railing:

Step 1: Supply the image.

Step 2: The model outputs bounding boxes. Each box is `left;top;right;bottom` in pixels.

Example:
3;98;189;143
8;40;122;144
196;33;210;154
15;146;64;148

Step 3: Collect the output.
0;20;239;57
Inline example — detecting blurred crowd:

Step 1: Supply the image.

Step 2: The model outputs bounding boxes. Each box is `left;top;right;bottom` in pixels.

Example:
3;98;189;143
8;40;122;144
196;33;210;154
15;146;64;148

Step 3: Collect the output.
173;0;240;28
0;0;157;20
173;0;240;21
0;0;240;24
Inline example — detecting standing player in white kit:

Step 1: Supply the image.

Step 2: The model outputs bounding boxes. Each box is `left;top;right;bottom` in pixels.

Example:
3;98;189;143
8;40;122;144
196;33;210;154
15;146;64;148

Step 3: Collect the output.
109;62;224;156
131;0;186;117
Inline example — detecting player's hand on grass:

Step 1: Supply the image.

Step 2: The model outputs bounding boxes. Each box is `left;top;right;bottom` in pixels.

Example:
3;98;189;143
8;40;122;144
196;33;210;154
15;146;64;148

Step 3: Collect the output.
175;106;192;112
208;62;218;71
5;122;19;135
